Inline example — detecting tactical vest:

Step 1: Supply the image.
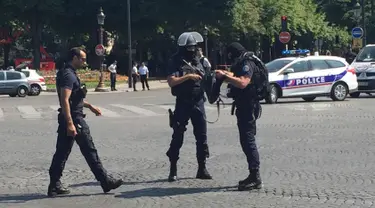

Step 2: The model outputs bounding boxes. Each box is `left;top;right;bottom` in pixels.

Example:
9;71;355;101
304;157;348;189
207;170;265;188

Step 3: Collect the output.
171;62;204;100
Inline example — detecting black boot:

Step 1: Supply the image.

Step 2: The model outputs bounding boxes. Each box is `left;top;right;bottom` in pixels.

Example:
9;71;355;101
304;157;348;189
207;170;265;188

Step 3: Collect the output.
168;160;178;182
196;161;212;180
100;176;124;193
238;169;262;191
47;180;70;197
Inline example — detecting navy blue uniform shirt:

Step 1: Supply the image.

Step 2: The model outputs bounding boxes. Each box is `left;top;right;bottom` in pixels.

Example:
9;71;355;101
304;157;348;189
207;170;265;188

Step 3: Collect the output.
56;65;84;117
233;59;256;80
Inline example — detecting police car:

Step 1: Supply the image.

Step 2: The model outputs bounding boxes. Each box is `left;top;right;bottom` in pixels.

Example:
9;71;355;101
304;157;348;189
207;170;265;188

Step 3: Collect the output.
349;44;375;97
264;49;358;103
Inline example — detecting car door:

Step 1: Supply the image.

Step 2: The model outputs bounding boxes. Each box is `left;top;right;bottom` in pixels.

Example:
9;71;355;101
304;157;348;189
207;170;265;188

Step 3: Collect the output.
0;72;5;93
4;71;22;92
307;59;332;94
281;60;313;97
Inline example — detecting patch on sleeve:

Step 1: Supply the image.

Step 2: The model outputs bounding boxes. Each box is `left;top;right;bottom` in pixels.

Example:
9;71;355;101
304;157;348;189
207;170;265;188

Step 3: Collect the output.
243;65;250;72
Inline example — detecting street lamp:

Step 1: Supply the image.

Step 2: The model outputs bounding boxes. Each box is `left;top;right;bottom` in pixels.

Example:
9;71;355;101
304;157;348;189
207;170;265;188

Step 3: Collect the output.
127;0;133;89
203;26;209;57
354;2;361;25
95;7;109;92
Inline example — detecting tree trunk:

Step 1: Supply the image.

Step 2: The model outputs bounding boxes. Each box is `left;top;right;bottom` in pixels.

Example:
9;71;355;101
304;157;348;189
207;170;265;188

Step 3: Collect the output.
3;44;10;68
31;8;41;70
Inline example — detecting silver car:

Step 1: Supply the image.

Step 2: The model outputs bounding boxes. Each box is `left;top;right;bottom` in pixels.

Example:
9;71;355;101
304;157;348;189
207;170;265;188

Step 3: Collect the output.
0;70;30;97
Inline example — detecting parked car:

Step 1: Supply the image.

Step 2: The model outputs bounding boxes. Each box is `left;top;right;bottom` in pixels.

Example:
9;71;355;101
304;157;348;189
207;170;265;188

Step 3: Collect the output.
349;44;375;97
265;51;358;103
0;70;30;97
19;69;47;96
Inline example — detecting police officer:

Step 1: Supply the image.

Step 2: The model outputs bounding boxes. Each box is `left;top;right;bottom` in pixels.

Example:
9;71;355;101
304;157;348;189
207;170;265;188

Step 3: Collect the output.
48;47;123;197
215;42;263;191
166;32;212;182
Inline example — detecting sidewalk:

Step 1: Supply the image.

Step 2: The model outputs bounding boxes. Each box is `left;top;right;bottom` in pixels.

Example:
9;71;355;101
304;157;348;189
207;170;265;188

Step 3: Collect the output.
44;79;169;95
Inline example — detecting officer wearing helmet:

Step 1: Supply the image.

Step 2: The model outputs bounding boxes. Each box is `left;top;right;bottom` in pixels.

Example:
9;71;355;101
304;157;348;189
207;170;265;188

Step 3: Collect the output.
165;32;212;182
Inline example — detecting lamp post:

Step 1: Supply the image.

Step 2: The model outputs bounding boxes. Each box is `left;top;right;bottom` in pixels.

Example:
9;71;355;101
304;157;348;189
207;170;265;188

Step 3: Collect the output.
127;0;133;89
95;7;109;92
203;26;209;57
354;2;361;26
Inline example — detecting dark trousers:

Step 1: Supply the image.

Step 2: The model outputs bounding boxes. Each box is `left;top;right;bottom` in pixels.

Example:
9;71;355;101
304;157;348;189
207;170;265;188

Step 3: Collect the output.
110;73;116;90
132;74;138;90
140;75;149;90
166;98;209;163
235;102;261;170
49;115;108;185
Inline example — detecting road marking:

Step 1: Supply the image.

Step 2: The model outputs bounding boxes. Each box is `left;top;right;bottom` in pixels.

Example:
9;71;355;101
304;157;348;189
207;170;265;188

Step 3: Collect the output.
96;106;121;117
0;108;3;121
110;104;159;116
17;105;42;119
50;105;60;111
156;105;174;110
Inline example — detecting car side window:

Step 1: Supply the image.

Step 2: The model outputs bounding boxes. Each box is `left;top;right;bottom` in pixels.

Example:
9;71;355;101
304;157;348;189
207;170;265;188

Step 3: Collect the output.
326;60;346;68
0;72;4;81
309;60;330;70
288;61;309;73
6;72;22;80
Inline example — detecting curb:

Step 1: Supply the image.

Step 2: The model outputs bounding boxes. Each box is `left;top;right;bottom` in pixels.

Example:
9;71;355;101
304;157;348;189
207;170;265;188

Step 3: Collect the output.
45;79;168;93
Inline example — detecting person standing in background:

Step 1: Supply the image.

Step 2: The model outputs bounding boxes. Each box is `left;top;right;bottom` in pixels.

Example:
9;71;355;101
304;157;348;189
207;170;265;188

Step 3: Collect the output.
132;62;139;91
138;62;150;91
108;60;117;91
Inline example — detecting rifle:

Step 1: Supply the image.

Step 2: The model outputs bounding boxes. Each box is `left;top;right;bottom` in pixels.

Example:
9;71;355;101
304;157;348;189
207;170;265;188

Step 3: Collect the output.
181;59;204;77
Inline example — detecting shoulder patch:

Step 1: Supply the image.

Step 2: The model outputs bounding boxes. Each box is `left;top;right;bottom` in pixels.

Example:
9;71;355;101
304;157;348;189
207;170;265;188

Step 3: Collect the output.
243;65;250;72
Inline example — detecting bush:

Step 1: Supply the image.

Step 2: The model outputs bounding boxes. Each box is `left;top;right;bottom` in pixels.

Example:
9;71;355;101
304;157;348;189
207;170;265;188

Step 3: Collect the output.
39;69;128;85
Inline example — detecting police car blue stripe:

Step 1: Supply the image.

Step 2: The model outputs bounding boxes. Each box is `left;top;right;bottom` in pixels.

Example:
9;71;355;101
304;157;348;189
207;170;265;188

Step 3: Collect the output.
275;70;347;89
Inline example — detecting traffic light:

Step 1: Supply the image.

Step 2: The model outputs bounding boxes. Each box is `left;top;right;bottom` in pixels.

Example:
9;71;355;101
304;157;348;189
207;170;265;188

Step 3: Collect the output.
281;16;288;32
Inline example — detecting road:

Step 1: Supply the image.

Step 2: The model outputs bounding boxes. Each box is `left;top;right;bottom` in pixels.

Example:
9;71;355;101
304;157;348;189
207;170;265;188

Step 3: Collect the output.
1;89;375;208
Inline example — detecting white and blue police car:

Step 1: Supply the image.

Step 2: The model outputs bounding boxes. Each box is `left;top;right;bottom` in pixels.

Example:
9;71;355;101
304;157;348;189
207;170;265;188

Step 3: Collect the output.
264;49;358;103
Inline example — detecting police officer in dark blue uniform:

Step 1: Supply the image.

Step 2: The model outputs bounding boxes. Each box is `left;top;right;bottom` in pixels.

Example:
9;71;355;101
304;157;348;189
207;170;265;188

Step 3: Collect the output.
47;47;123;197
215;42;263;191
166;32;212;182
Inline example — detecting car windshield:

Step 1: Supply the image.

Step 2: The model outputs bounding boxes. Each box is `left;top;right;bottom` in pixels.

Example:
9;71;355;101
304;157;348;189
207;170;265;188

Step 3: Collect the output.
355;46;375;62
265;59;294;72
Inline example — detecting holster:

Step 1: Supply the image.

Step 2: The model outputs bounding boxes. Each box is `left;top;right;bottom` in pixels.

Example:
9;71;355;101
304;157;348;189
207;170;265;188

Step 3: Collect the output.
168;109;175;128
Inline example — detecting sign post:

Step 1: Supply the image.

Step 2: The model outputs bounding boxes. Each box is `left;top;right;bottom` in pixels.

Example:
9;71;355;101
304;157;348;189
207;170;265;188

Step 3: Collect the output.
95;44;105;56
279;32;291;50
351;27;364;50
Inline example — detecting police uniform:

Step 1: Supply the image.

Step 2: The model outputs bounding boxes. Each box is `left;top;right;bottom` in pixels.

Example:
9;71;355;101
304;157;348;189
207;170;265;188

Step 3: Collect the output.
48;63;122;197
166;32;212;182
225;42;263;191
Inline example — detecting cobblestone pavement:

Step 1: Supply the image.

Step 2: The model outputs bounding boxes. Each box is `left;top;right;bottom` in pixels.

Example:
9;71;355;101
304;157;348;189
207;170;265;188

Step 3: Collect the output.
1;91;375;208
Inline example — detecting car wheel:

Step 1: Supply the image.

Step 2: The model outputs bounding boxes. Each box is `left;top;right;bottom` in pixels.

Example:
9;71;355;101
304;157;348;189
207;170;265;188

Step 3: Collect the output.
17;86;28;97
265;84;279;104
30;84;41;96
302;96;316;102
349;92;360;98
330;82;348;101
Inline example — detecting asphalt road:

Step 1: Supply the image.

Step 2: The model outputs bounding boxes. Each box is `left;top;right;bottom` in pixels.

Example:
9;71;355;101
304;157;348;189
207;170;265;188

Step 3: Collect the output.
1;89;375;207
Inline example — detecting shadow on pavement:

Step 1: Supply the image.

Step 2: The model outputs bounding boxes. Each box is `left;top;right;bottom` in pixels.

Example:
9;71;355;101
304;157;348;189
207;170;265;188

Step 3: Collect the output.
115;186;237;199
0;192;111;203
70;177;196;188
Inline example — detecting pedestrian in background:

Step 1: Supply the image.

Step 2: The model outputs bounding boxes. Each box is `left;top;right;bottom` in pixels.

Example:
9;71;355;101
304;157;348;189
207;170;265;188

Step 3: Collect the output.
132;62;139;91
108;60;117;91
139;62;150;91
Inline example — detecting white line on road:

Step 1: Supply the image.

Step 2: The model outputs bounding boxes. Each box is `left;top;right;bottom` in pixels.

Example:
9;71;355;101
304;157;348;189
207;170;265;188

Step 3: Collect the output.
110;104;159;116
96;106;121;117
0;108;3;121
17;105;42;119
50;105;60;111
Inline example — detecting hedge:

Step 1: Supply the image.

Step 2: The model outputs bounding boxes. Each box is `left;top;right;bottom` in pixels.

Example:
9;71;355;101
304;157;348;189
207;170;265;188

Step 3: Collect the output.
38;69;129;85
